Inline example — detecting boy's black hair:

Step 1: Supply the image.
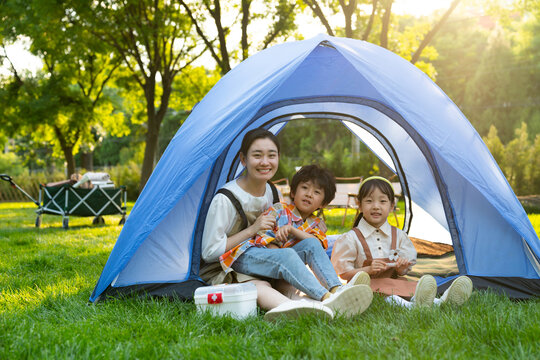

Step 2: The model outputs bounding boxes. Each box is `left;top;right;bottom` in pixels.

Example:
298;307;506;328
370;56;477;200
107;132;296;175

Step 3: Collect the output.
239;128;280;156
290;165;336;206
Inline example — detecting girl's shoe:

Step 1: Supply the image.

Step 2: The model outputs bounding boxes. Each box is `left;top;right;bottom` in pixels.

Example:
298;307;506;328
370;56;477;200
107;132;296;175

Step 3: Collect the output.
263;300;334;322
322;284;373;317
439;276;473;306
347;271;371;287
413;275;437;307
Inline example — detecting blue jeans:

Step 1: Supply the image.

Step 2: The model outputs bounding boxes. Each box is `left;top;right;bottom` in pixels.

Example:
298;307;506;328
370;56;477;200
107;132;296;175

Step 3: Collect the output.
231;237;342;300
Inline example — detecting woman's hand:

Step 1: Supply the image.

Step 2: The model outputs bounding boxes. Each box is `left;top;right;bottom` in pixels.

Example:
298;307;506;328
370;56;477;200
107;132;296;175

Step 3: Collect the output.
250;213;276;235
275;224;293;244
368;259;388;276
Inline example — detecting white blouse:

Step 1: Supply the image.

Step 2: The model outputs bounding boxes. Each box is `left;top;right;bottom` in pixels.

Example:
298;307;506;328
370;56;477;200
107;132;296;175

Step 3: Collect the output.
201;180;275;262
331;218;417;275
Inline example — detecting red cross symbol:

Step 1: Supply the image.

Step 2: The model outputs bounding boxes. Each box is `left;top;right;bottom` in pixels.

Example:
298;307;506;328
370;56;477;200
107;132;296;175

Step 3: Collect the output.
207;292;223;304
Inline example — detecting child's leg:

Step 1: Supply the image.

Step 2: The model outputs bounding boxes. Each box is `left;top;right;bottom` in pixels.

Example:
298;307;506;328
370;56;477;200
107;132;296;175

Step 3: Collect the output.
249;279;291;310
385;295;414;309
291;237;342;291
231;247;329;300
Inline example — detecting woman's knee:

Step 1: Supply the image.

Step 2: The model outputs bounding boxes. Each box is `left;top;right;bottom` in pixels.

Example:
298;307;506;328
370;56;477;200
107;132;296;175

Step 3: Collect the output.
249;279;272;289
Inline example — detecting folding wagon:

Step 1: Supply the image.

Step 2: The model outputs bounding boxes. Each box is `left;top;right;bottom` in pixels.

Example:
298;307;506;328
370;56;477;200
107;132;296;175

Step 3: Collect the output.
1;174;127;229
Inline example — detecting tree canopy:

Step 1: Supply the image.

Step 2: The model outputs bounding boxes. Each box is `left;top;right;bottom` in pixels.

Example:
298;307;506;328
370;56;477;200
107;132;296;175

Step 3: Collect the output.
1;0;539;195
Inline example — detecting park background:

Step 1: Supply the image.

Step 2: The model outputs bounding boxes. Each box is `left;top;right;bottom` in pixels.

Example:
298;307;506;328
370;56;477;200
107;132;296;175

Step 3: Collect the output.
1;1;540;359
1;0;539;202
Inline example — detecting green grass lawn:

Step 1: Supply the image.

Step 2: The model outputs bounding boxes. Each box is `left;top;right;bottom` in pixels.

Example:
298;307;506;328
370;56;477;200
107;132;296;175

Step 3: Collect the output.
1;202;539;359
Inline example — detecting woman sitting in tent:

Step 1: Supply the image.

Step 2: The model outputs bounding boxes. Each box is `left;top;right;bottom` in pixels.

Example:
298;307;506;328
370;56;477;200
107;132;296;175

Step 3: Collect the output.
200;128;359;320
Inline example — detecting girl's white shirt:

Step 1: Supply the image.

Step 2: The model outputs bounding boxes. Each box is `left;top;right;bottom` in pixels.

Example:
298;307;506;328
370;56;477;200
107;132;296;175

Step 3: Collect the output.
201;180;275;262
331;217;417;275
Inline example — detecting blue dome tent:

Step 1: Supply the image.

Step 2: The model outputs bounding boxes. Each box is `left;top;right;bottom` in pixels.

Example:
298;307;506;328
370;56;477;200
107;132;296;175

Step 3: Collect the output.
90;35;540;302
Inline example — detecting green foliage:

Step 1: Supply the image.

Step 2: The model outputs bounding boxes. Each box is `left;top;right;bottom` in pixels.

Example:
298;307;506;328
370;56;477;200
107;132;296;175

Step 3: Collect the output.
104;162;142;201
274;119;384;181
483;125;506;170
435;5;540;143
483;123;540;195
0;202;539;359
0;152;25;176
505;122;531;194
0;163;141;202
0;169;66;202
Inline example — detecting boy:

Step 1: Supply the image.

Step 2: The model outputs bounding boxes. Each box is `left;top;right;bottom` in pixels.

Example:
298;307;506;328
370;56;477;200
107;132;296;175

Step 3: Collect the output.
253;164;336;250
220;165;373;320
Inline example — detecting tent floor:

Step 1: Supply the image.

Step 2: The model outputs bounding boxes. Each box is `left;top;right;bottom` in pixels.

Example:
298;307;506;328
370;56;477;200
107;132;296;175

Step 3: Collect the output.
96;279;206;303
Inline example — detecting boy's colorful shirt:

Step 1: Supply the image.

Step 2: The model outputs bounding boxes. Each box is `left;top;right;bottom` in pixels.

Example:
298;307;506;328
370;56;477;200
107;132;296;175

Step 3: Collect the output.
219;202;327;273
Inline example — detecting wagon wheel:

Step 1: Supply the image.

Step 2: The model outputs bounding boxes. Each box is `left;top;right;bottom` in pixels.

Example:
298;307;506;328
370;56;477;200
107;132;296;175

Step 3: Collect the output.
62;217;69;229
92;216;105;225
35;215;42;228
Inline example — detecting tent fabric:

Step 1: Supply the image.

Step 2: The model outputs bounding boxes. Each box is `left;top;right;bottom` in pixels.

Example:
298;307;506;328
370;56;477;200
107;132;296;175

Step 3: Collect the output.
90;34;540;302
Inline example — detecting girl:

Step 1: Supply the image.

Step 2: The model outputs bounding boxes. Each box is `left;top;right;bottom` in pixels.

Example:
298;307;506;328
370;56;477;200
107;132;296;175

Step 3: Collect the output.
331;176;472;308
200;129;370;321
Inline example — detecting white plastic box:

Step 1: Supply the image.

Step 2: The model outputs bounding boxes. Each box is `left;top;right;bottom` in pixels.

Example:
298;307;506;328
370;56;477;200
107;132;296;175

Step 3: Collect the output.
194;283;258;319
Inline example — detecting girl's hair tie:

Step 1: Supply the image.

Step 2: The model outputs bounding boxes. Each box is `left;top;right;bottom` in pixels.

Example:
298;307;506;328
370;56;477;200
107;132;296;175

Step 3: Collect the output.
359;176;394;194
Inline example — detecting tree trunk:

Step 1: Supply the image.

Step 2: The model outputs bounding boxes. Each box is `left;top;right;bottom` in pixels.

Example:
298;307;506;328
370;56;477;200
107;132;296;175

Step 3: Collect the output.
138;76;173;192
81;151;93;171
211;0;231;74
340;0;357;38
64;147;76;177
410;0;461;64
380;0;393;49
241;0;251;60
54;126;77;176
140;118;159;192
362;0;378;41
304;0;335;36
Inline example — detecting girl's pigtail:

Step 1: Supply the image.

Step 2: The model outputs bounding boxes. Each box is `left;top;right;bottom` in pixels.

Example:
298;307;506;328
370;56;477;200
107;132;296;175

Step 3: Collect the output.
353;213;362;228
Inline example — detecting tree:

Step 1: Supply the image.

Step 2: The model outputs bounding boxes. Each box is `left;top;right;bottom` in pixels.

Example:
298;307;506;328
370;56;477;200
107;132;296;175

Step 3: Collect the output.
301;0;461;68
1;0;125;175
73;0;205;191
482;125;505;172
178;0;298;74
462;26;529;142
531;134;540;194
505;122;531;194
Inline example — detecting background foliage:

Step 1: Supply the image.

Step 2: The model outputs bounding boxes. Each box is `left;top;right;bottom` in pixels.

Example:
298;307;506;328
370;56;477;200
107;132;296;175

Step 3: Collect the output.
1;0;540;198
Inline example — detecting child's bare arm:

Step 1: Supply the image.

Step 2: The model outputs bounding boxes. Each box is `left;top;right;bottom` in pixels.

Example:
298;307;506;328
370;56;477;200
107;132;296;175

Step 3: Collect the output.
275;225;312;244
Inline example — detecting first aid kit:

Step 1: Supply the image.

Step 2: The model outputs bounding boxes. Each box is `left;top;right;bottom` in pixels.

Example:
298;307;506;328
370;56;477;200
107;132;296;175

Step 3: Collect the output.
194;283;258;319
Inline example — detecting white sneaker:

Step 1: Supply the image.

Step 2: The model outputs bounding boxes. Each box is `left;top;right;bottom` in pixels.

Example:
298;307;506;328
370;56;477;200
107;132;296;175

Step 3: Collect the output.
347;271;370;287
322;285;373;317
263;300;334;322
413;275;437;307
440;276;473;306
